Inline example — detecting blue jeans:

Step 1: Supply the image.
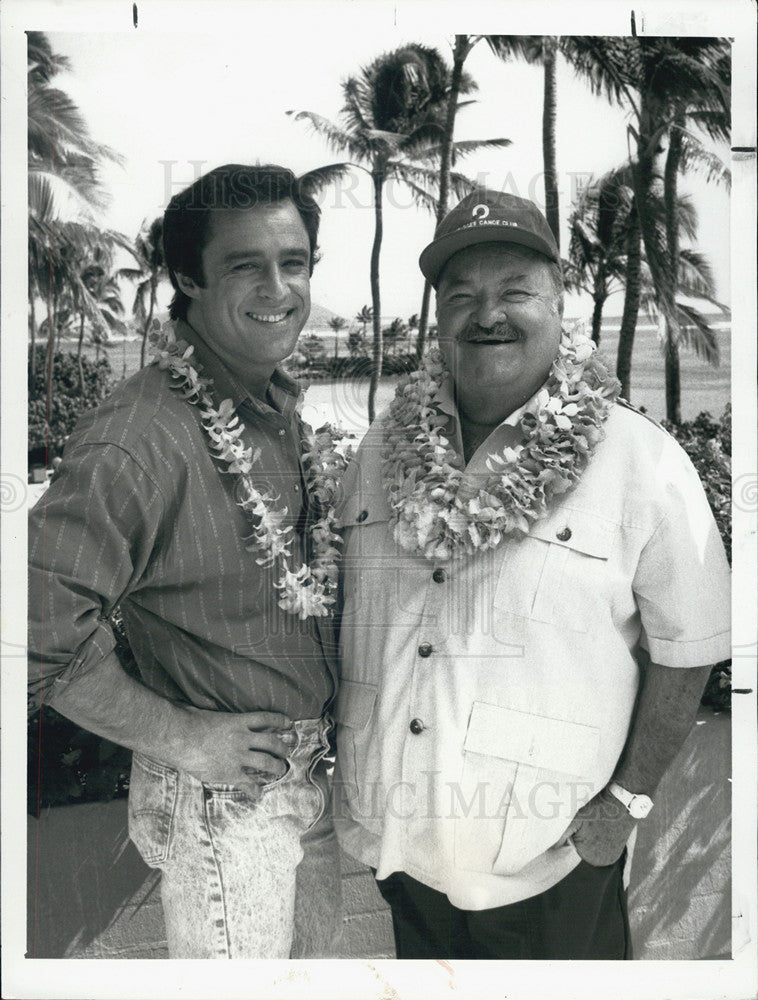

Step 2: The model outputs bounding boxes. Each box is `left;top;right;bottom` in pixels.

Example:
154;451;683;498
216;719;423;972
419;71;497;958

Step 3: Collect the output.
128;716;342;958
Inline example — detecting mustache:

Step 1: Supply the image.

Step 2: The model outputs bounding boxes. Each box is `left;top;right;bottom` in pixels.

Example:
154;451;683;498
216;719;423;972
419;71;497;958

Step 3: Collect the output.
457;320;518;343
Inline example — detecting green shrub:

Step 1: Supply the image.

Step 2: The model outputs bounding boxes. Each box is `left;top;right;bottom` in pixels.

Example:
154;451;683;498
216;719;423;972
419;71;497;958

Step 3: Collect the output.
28;347;115;464
663;405;731;712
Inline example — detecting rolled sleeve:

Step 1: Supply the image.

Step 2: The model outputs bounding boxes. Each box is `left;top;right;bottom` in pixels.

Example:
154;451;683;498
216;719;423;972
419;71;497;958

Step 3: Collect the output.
28;442;165;706
633;440;731;669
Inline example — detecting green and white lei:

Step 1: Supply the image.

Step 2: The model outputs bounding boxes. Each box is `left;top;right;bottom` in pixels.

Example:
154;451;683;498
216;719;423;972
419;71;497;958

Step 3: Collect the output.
150;321;345;619
381;324;621;562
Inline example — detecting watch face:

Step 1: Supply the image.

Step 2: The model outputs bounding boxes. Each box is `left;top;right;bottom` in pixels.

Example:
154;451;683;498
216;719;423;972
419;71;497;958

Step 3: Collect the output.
629;795;653;819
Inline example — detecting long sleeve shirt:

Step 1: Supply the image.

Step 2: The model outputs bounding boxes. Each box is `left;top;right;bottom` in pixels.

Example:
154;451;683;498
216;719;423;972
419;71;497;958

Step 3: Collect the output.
29;322;336;721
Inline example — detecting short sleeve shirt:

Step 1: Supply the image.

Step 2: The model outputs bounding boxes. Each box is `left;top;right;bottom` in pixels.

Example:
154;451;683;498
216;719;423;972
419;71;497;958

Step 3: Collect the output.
332;392;731;909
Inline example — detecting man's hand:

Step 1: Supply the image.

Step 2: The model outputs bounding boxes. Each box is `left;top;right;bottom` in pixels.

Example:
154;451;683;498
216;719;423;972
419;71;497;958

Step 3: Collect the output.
172;707;297;795
556;787;637;867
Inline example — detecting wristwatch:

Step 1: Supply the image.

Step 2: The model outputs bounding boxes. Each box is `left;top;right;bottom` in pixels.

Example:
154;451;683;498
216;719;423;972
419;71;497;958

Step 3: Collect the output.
607;781;654;819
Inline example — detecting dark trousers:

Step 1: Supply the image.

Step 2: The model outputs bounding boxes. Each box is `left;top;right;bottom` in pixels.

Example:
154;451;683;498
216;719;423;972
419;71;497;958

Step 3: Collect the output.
375;854;632;960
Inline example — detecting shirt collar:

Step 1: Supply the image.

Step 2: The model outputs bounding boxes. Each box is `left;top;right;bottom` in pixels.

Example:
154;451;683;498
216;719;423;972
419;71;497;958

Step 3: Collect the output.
174;318;301;419
434;369;544;457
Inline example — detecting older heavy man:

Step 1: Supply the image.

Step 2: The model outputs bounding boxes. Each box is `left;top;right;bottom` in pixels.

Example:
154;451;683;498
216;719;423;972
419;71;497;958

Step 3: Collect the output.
333;190;731;959
28;165;342;958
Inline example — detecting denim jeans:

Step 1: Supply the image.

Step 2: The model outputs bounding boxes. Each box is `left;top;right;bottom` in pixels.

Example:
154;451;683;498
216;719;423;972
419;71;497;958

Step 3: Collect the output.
128;716;342;958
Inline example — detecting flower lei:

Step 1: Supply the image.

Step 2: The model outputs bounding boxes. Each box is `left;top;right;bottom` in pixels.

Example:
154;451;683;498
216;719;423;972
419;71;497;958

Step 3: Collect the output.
150;322;345;619
381;324;621;562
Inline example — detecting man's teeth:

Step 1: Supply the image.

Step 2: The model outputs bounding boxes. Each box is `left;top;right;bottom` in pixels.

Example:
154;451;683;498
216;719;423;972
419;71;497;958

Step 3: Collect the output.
249;312;288;323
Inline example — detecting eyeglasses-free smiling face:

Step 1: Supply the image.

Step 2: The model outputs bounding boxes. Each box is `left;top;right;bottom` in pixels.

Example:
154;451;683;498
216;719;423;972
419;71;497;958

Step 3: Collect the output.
435;243;563;417
177;200;311;393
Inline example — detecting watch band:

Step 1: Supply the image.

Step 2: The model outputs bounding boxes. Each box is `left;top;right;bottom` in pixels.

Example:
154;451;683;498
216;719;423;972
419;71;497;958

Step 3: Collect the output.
608;781;654;819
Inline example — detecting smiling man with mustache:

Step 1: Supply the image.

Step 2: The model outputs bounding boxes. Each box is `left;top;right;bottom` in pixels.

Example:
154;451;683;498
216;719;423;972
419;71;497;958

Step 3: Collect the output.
333;190;731;960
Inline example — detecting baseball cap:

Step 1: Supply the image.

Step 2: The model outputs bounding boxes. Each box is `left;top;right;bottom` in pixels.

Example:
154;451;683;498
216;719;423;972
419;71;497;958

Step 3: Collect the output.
419;190;560;287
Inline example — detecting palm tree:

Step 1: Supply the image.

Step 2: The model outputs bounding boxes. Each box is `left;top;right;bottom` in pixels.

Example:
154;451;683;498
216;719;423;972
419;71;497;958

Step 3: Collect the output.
565;168;635;344
415;34;477;361
27;32;123;397
487;36;561;247
119;217;166;367
567;36;730;421
327;315;348;359
568;174;725;398
290;43;510;421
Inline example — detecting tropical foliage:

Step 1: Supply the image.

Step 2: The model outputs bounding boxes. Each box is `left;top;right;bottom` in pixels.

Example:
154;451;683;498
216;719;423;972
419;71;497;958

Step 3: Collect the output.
28;348;115;463
567;35;730;421
290;42;510;421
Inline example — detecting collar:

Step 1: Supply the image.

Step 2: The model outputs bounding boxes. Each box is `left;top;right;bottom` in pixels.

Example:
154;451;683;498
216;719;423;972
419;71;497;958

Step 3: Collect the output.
434;370;544;464
175;318;301;420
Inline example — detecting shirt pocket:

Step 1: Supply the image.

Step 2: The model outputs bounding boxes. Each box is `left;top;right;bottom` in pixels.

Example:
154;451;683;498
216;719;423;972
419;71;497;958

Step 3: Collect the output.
492;508;615;633
454;702;600;877
333;679;379;822
128;752;179;867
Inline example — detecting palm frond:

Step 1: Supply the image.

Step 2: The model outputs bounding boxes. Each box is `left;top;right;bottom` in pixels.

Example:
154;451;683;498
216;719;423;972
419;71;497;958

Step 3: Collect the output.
299;163;355;197
679;138;731;189
675;301;720;365
287;110;365;161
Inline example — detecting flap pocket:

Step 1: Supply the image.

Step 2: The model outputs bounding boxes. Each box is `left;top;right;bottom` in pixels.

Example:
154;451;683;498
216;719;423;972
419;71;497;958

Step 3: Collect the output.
528;508;613;559
462;702;600;777
333;679;378;730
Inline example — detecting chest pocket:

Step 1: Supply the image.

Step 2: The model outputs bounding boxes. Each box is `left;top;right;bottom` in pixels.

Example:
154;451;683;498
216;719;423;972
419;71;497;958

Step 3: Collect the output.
492;508;616;633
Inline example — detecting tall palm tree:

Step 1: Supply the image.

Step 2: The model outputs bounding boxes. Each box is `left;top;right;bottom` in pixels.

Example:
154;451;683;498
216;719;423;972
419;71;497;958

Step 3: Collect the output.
27;32;123;394
487;35;561;247
567;173;725;399
567;35;730;421
290;43;509;421
119;217;166;368
565;168;635;344
415;34;478;361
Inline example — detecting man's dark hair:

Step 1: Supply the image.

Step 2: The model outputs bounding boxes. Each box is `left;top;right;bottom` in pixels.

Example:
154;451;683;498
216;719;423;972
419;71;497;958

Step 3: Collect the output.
163;164;321;321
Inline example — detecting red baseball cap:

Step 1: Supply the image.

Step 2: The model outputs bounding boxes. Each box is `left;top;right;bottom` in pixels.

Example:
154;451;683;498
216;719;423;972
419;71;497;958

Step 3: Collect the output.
419;190;560;287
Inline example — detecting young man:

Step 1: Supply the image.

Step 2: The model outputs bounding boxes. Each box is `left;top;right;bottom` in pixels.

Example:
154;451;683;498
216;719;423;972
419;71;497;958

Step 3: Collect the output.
28;164;342;959
333;190;731;959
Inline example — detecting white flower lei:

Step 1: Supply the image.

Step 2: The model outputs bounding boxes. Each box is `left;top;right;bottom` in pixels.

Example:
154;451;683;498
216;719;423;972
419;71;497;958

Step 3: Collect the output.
381;324;621;561
150;322;345;619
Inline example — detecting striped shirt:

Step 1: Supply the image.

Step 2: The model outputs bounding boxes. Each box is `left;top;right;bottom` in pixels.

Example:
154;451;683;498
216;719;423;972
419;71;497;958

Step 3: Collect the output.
28;321;336;720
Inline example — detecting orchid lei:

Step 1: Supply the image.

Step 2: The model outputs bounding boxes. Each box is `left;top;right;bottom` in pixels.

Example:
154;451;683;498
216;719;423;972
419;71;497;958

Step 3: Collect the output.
381;324;621;562
150;322;345;619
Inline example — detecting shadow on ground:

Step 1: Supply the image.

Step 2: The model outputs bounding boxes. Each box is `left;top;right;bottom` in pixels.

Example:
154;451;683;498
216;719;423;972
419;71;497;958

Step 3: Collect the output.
27;709;730;960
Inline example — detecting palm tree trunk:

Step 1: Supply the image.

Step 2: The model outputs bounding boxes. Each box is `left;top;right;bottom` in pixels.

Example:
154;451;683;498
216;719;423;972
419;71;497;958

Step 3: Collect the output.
77;311;86;392
30;292;38;381
415;281;433;361
663;116;684;423
140;276;157;368
542;37;560;250
416;34;469;360
591;292;605;345
368;170;385;424
616;201;642;401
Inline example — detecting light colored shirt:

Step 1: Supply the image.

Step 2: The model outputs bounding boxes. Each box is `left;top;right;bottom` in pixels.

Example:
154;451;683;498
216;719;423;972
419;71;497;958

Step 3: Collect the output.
333;378;731;909
29;320;336;721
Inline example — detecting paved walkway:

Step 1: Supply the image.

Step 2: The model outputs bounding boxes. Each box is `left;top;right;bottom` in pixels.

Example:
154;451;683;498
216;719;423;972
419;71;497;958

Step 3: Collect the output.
27;709;731;962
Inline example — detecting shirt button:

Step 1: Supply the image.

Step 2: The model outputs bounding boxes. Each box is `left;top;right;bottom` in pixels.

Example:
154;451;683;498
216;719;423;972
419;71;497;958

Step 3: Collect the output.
418;643;433;657
432;568;446;583
356;510;368;523
278;428;286;437
556;527;572;541
409;718;425;735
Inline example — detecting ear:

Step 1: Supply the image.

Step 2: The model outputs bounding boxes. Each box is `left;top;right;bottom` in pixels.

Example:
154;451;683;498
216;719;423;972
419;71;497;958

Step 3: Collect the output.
175;272;202;300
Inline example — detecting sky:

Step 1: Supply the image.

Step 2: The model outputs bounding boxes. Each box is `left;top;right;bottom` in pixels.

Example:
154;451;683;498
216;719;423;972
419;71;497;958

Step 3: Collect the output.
42;16;733;323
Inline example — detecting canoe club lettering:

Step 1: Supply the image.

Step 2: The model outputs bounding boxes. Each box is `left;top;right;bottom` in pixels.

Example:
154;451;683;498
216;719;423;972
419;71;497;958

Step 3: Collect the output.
459;218;521;230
